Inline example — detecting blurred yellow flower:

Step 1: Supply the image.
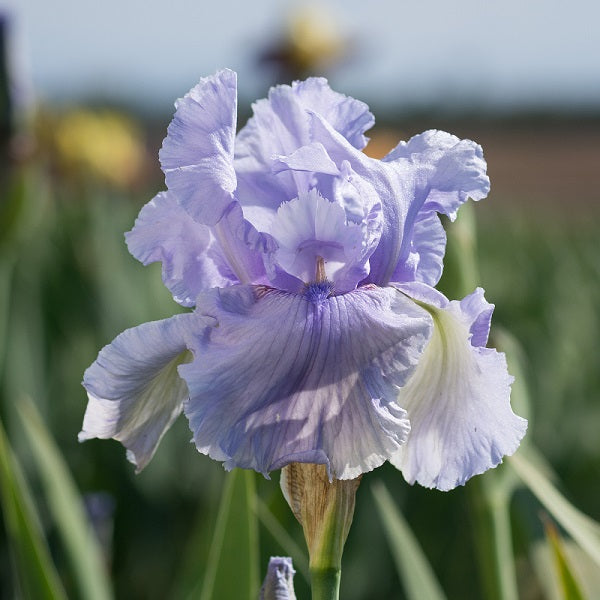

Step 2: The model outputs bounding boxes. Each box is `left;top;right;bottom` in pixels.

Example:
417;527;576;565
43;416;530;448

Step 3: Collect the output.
259;3;349;81
287;4;346;73
53;109;145;188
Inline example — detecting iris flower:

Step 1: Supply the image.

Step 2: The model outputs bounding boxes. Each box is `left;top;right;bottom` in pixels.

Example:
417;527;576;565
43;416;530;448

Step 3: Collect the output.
260;557;297;600
80;70;526;491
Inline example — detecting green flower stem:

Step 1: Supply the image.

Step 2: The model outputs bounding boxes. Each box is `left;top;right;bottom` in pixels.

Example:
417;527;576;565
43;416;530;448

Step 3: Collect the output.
468;476;518;600
309;566;341;600
308;478;349;600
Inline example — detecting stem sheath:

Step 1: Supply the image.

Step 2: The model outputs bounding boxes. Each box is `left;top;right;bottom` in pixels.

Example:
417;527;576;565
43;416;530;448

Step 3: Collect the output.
280;463;360;600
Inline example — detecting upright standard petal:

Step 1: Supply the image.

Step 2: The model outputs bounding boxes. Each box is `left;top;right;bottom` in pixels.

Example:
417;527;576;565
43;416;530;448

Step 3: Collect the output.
125;192;232;307
304;111;413;287
80;313;210;471
290;77;374;150
305;116;490;287
390;211;447;287
180;285;432;479
390;287;527;491
159;69;238;226
382;131;490;286
234;77;374;216
383;130;490;220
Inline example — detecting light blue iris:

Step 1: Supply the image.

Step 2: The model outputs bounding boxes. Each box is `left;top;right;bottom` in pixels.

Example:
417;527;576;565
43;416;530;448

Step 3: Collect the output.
260;557;296;600
80;70;526;490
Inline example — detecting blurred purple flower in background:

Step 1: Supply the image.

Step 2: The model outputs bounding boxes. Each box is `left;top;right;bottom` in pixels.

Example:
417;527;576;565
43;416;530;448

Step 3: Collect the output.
259;556;296;600
80;70;526;490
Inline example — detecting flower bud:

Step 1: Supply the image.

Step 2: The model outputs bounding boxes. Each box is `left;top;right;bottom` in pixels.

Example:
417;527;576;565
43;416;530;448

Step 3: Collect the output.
280;463;360;574
260;556;297;600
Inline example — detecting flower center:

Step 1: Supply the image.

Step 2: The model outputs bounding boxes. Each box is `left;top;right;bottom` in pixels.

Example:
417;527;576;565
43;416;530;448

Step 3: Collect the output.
270;189;363;289
315;256;327;283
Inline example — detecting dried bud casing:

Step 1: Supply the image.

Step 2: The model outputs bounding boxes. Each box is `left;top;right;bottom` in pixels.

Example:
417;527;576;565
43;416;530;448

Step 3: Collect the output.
281;462;360;597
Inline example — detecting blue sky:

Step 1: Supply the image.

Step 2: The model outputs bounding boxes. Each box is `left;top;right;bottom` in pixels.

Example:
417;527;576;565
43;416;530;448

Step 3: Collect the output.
6;0;600;112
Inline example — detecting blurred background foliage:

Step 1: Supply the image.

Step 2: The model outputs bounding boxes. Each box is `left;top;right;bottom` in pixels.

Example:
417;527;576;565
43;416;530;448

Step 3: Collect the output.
1;2;600;599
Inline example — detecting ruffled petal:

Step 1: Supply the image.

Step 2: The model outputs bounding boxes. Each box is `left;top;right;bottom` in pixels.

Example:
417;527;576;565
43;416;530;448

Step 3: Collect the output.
80;314;208;471
306;118;490;287
382;131;489;285
390;211;446;287
332;160;383;226
458;287;495;347
306;111;412;287
291;77;374;150
273;142;341;177
390;287;527;491
125;192;232;307
302;113;419;286
383;130;490;220
159;69;237;226
180;285;433;479
234;77;374;217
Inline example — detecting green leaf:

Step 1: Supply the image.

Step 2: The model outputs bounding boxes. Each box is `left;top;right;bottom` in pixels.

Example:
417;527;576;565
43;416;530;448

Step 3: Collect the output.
467;471;519;600
509;451;600;567
371;480;446;600
199;469;260;600
17;396;113;600
532;538;600;600
0;417;67;600
0;257;13;377
543;517;586;600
